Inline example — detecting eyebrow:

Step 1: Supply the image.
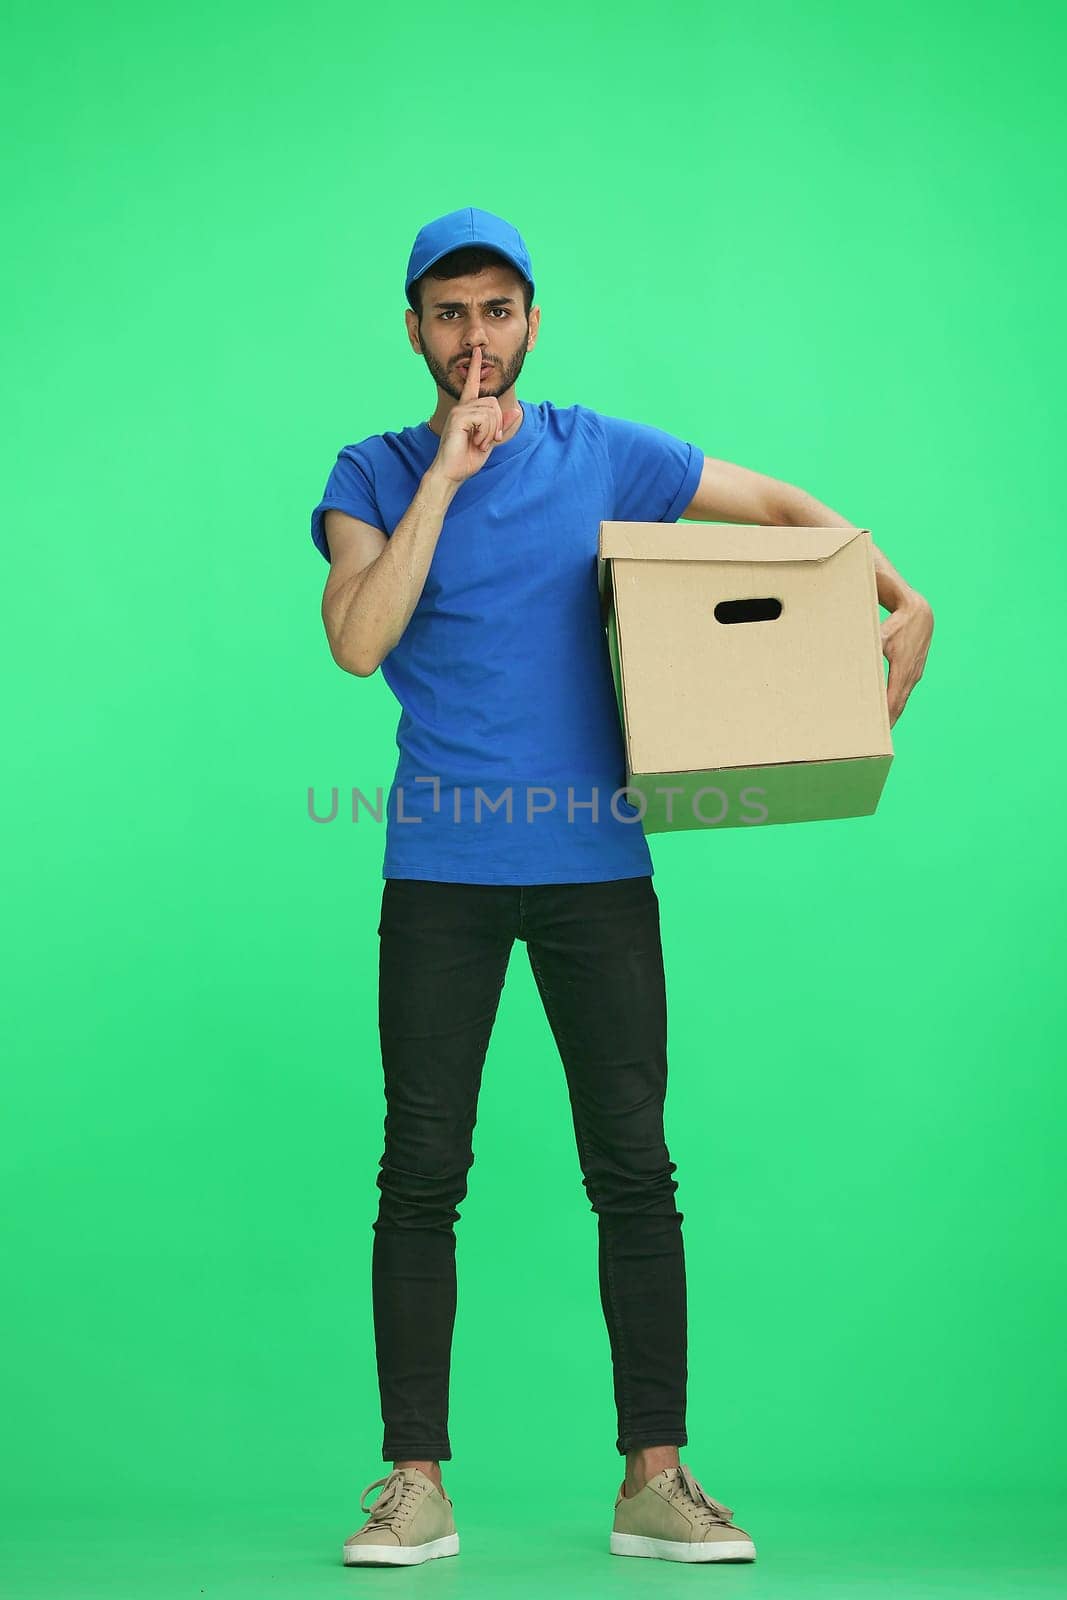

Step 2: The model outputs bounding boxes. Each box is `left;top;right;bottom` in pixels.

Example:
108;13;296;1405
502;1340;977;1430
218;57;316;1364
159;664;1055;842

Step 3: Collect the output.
431;295;517;309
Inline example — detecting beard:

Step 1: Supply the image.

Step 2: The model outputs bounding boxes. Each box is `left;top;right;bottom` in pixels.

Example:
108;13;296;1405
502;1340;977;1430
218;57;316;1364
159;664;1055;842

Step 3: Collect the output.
419;326;529;400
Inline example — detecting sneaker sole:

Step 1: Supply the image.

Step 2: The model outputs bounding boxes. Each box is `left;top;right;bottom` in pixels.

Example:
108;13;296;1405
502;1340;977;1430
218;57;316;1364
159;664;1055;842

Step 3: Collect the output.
343;1533;459;1566
610;1530;756;1563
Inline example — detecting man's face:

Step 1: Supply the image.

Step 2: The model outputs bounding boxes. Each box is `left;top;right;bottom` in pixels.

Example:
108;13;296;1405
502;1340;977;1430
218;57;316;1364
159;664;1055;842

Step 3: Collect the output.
409;265;535;400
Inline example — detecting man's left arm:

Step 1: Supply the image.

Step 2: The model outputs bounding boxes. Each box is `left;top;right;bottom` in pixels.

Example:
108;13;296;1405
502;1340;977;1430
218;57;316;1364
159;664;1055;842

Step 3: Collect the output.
679;458;935;728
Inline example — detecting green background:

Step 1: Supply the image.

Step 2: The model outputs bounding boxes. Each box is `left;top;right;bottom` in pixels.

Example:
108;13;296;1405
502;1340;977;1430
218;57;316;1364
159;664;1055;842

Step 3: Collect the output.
3;0;1064;1594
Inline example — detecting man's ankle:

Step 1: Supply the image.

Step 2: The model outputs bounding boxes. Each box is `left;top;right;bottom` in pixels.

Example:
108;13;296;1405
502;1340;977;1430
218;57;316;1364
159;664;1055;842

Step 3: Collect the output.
624;1444;680;1496
393;1458;444;1492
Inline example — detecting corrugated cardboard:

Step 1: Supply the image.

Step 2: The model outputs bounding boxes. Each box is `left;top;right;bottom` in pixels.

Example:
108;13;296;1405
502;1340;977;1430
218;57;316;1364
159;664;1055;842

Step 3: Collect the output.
597;522;893;833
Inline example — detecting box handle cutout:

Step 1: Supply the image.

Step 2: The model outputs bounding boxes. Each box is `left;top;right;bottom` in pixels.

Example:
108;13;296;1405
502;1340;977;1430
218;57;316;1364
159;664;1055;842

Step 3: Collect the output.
714;597;783;624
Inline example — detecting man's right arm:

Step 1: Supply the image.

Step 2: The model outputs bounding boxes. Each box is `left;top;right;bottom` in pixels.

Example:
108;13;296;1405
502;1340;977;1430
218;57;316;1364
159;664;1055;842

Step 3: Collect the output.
320;467;459;676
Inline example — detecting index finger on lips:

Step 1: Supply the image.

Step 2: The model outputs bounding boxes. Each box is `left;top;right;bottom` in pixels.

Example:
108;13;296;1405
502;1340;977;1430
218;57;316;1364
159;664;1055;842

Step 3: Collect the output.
459;347;481;401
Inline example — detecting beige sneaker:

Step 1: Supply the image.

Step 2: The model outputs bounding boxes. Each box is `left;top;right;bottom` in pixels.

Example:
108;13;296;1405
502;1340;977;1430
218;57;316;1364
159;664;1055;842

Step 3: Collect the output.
610;1464;757;1563
342;1466;459;1567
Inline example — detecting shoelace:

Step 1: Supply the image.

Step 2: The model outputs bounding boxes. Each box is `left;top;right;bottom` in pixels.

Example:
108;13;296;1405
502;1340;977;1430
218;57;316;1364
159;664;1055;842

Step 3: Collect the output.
358;1469;421;1530
665;1465;736;1528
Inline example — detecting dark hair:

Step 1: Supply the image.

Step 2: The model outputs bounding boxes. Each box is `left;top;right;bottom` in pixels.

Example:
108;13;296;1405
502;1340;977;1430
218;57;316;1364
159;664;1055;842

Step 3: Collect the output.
409;246;533;321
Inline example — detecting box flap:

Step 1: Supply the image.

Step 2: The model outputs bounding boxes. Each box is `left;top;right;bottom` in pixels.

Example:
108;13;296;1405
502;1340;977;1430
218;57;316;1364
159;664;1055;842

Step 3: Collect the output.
598;521;869;564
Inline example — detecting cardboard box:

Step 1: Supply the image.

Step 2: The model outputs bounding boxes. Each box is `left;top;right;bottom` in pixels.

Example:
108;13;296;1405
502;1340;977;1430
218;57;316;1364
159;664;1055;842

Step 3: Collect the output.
597;522;893;833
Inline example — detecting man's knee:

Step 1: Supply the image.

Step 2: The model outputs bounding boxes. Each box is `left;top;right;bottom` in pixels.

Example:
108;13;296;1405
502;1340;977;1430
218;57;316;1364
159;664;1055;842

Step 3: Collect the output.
581;1153;681;1216
374;1155;475;1230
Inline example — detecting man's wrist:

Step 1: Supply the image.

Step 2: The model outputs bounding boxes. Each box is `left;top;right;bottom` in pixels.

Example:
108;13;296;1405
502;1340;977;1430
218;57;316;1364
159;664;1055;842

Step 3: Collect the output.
421;466;461;507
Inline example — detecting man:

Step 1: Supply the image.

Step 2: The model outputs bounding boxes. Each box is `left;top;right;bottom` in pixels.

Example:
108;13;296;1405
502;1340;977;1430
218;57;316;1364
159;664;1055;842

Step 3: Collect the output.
309;208;934;1569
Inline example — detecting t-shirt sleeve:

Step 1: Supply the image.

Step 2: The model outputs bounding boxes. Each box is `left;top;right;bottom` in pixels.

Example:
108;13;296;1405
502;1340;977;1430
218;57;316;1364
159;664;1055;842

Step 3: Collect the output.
595;410;704;524
309;446;387;562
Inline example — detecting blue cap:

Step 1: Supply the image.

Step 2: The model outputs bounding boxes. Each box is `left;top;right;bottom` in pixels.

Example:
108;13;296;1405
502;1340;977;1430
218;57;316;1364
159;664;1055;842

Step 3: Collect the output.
405;206;534;312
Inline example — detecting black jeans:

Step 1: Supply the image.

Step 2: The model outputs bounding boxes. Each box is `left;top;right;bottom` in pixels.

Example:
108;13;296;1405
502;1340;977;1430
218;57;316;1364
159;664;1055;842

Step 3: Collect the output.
372;874;688;1462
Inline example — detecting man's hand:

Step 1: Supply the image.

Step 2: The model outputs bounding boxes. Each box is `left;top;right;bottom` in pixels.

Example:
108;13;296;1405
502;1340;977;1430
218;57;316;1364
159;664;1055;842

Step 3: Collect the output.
432;347;522;485
880;595;934;728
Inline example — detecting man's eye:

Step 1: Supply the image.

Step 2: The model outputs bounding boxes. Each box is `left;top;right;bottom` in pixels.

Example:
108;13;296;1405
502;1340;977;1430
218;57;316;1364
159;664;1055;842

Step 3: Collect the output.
439;308;508;319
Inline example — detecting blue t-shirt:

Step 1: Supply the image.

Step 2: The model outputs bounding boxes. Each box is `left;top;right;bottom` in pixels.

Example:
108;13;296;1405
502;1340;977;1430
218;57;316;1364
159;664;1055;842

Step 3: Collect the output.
310;399;703;885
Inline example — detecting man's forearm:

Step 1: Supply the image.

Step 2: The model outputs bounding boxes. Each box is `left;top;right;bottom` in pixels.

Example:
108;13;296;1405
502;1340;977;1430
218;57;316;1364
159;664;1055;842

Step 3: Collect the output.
774;483;926;614
328;467;460;675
